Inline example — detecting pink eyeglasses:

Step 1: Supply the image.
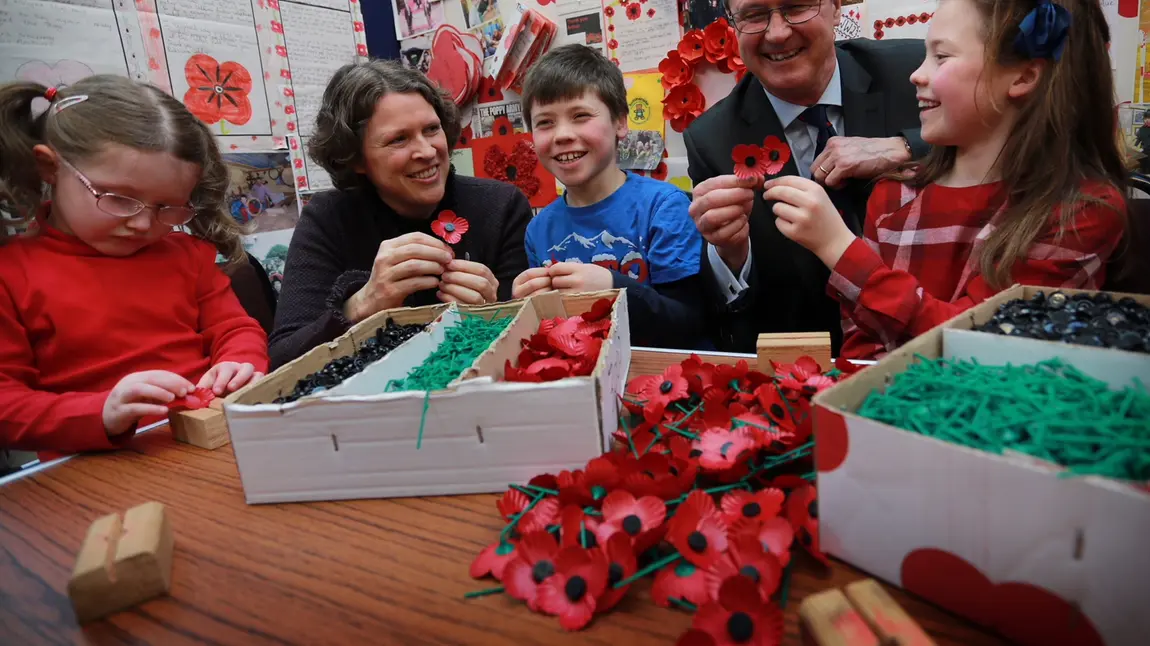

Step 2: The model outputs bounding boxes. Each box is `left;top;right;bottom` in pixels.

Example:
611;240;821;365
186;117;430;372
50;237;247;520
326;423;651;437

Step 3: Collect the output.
58;156;197;227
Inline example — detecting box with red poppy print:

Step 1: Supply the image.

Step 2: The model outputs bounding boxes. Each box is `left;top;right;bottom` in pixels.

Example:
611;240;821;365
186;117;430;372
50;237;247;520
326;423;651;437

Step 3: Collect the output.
222;290;630;505
812;285;1150;646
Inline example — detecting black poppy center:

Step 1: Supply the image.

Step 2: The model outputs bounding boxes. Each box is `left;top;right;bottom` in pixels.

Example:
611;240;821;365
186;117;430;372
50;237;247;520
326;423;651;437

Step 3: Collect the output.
769;403;786;420
581;528;599;548
808;500;818;520
659;380;674;393
720;441;735;457
689;448;702;458
768;150;780;162
505;165;518;180
444;223;455;233
622;514;643;536
742;502;762;518
739;565;761;583
531;559;555;584
669;465;679;476
687;531;708;553
744;155;757;168
607;562;625;586
565;575;588;601
727;611;755;642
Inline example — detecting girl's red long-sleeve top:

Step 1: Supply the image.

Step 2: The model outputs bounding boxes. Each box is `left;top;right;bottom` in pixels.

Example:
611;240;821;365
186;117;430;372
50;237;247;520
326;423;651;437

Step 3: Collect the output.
0;225;268;455
829;179;1125;360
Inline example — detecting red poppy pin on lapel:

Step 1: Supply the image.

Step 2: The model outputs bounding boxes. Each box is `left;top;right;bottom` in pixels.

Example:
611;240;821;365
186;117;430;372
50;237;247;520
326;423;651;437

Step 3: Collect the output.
431;210;469;245
731;136;792;181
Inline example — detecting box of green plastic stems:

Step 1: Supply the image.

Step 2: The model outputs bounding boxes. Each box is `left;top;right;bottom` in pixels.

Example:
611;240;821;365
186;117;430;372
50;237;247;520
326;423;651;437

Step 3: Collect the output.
812;285;1150;646
223;290;630;505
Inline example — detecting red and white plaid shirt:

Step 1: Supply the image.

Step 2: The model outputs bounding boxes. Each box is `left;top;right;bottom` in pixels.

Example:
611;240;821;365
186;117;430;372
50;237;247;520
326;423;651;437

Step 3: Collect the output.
829;178;1126;360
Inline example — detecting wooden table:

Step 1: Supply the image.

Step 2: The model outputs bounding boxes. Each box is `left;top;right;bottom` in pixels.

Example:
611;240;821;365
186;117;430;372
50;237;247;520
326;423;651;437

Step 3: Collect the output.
0;349;1004;645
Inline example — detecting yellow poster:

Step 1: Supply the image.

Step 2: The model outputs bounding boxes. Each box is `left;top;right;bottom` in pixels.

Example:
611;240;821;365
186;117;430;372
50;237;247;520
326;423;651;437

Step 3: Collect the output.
1136;1;1150;102
625;72;665;136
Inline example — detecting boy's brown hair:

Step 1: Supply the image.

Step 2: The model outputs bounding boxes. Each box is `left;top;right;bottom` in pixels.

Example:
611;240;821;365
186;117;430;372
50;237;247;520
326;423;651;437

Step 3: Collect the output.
520;44;629;127
910;0;1125;289
0;75;245;263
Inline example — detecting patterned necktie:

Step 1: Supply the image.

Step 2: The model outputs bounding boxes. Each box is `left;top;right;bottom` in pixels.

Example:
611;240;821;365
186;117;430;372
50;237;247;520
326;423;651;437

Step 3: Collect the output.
797;104;838;160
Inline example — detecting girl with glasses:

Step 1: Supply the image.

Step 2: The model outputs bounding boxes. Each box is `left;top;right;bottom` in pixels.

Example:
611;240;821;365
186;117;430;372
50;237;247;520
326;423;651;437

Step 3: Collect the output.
0;75;268;458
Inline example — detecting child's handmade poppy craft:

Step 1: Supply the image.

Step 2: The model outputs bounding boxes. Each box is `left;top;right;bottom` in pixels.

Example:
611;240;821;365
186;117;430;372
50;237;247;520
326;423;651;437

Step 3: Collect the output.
467;353;864;641
658;19;746;133
505;297;615;382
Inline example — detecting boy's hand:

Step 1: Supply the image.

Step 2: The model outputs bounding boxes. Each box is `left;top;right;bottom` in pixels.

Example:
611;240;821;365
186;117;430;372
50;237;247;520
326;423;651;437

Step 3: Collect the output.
763;176;856;269
437;259;499;305
197;362;264;396
103;371;195;437
511;267;552;299
547;262;614;292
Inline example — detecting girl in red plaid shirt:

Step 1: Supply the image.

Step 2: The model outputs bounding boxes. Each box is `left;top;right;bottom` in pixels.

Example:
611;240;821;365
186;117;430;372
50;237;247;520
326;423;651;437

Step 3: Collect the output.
762;0;1126;359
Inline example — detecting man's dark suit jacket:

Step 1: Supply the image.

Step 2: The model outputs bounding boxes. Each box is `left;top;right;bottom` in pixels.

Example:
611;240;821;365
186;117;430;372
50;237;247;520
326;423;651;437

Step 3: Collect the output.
684;38;927;354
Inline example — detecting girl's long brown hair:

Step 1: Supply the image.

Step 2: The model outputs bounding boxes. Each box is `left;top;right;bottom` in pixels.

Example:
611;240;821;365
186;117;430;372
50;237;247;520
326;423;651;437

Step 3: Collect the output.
910;0;1126;288
0;75;245;263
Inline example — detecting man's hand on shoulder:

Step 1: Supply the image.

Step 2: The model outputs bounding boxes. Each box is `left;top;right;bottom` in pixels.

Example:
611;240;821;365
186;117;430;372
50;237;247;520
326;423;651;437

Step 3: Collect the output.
811;136;912;188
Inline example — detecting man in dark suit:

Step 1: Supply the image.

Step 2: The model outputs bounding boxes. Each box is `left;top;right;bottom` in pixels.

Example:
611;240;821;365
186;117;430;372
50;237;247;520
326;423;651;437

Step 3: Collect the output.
685;0;926;353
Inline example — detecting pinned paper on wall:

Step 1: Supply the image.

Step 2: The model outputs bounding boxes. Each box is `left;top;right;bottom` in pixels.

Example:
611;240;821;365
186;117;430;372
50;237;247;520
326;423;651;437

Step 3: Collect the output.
866;0;934;40
617;130;664;171
602;0;682;73
624;73;665;136
472;133;558;208
452;148;476;177
394;0;448;40
836;4;866;41
553;0;606;56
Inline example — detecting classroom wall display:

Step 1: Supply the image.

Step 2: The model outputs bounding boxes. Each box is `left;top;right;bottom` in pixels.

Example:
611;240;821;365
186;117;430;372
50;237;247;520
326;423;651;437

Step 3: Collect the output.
223;151;299;290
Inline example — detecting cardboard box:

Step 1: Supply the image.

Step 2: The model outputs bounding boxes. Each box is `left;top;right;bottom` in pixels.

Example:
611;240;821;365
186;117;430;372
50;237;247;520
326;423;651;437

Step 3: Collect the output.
813;286;1150;646
223;291;629;504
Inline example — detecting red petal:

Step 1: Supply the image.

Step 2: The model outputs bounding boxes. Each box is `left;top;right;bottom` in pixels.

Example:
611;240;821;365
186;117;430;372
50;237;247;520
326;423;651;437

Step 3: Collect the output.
497;488;530;520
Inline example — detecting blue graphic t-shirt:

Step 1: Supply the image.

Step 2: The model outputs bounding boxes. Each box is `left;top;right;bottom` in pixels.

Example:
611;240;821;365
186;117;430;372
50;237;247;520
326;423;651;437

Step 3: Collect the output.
525;172;702;285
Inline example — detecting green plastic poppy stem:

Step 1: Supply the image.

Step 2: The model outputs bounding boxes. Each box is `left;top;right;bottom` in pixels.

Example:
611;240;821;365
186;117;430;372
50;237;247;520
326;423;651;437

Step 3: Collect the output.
464;586;505;599
663;425;698;441
777;560;794;609
668;597;698;612
415;390;431;449
621;415;640;459
613;552;682;589
580;521;587;548
514;483;559;496
500;491;544;540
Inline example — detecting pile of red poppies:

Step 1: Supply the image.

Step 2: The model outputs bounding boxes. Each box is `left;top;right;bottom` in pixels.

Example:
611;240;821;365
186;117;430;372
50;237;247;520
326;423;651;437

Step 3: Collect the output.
471;353;863;643
504;297;615;382
660;18;745;133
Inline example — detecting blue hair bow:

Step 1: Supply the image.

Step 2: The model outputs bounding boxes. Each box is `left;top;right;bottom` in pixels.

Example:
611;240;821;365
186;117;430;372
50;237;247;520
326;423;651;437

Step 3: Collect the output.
1014;0;1073;61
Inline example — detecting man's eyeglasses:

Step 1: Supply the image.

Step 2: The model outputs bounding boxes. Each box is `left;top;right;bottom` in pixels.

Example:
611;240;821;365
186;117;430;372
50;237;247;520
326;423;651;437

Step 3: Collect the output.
58;157;196;227
727;3;823;34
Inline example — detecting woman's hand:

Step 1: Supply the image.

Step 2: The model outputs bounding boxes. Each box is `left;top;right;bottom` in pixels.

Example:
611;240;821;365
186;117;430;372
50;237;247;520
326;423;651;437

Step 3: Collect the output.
102;370;195;437
548;262;614;293
437;259;499;305
197;362;264;396
763;176;857;269
345;232;453;322
511;267;552;299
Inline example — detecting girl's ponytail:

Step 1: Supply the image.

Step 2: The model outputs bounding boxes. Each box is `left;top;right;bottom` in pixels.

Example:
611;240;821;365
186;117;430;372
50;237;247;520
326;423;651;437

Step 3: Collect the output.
0;82;50;230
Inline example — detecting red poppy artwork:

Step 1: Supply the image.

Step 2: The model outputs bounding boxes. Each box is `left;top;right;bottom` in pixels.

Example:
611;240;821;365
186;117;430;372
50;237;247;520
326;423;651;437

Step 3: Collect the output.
477;75;504;103
703;19;733;64
732;144;771;181
491;115;515;137
678;29;706;62
626;2;642;20
430;210;468;244
663;83;705;133
466;354;853;642
659;50;694;90
472;133;558;208
183;54;253;127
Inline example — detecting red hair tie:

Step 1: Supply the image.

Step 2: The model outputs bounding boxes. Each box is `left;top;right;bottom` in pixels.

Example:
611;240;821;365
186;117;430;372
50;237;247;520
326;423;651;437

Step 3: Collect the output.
44;87;58;102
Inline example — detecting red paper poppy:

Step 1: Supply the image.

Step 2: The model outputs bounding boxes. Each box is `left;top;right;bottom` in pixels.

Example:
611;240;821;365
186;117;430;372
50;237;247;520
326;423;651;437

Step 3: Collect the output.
678;29;706;62
517;497;561;534
357;43;368;57
470;539;518;579
726;36;744;69
497;488;531;521
626;2;642;20
503;530;561;611
755;384;794;431
719;489;784;529
657;50;693;88
773;356;821;381
557;456;619;507
678;630;718;646
663;83;705;120
167;387;216;412
692;576;784;646
596;489;666;552
703;19;732;64
760;136;791;176
650;162;669;181
183;54;254;126
652;559;711;607
604;5;615;16
529;472;560;491
705;535;783;602
621;452;696;500
628;363;690;410
597;532;638;611
535;546;609;630
492;115;515;137
667;491;728;569
483;140;542;198
785;484;817;533
670;113;699;133
430;210;469;244
834;356;865;375
477;75;503;103
693;428;757;472
560;504;603;549
732;144;771;181
751;516;794;567
457;124;473;148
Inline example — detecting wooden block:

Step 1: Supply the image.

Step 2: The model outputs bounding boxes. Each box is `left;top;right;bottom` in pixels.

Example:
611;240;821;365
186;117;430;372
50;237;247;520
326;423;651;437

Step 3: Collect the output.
799;588;881;646
756;332;833;374
169;407;229;450
68;502;174;623
844;579;936;646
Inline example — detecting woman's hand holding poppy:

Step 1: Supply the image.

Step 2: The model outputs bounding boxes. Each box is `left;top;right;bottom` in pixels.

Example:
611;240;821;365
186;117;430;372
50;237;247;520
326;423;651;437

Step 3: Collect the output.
763;176;856;269
438;259;498;305
687;175;759;272
345;232;453;322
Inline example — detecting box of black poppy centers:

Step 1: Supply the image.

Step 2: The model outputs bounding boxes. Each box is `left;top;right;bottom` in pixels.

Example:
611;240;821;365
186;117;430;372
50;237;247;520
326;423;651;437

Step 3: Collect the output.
813;286;1150;646
223;290;630;504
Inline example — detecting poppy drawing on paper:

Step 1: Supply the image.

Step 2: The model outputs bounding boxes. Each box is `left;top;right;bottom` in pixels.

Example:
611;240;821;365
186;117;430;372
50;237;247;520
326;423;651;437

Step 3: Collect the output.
183;54;254;126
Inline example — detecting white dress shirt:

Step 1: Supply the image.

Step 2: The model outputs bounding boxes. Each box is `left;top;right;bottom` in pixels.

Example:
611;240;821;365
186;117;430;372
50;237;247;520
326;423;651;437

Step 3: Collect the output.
708;63;845;303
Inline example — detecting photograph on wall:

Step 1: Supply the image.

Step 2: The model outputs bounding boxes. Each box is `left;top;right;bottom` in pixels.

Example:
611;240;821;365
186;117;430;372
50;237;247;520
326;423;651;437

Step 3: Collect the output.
242;228;294;294
394;0;448;40
473;101;527;137
460;0;500;30
617;131;664;171
472;18;506;58
222;152;300;233
682;0;726;31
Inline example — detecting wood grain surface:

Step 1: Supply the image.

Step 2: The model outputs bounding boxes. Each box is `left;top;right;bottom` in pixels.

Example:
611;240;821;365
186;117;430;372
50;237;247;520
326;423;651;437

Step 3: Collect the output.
0;430;1004;646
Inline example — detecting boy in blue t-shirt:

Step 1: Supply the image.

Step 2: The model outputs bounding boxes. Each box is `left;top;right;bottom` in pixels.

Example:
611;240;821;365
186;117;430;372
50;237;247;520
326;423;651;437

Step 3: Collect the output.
512;45;705;348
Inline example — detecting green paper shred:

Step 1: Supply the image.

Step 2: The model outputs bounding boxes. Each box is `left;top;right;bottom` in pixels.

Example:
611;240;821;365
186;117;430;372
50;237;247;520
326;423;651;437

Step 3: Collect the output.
858;357;1150;482
386;313;513;392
